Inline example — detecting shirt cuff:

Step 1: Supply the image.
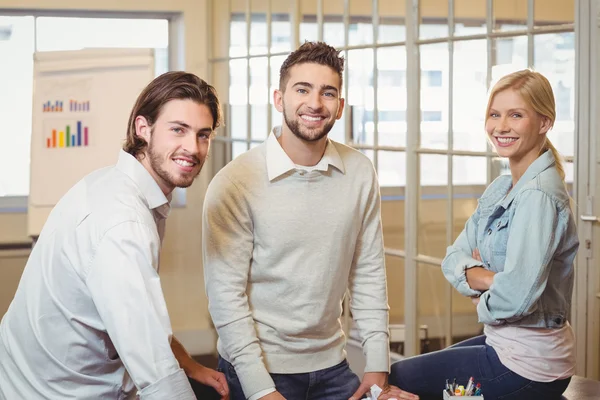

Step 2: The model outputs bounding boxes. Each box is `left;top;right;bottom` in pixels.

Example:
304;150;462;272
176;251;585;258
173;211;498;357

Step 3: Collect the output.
363;338;390;373
248;387;276;400
454;258;484;297
138;368;195;400
476;290;503;325
237;362;275;399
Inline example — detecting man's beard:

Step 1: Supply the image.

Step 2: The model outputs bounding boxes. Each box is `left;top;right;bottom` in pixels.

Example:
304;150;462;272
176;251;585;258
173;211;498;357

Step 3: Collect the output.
147;142;202;189
283;107;335;142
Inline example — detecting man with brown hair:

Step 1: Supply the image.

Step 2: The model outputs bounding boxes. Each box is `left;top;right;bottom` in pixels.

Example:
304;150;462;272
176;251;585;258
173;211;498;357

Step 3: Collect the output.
203;42;408;400
0;72;228;400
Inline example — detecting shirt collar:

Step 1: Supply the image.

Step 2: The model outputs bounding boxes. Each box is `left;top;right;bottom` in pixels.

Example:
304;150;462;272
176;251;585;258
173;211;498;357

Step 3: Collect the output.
266;126;345;181
499;149;556;209
116;150;171;218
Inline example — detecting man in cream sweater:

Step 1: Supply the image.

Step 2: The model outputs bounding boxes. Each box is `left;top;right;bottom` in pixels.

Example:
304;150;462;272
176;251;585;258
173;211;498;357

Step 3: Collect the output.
203;42;396;400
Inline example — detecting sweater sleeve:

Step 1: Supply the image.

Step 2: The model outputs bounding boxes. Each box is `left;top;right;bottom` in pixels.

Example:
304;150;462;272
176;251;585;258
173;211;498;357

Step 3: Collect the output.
347;167;390;373
202;174;274;399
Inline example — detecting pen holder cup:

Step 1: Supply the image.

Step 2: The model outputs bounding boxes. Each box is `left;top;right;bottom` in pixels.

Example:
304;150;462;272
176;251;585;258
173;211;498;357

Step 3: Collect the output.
443;390;484;399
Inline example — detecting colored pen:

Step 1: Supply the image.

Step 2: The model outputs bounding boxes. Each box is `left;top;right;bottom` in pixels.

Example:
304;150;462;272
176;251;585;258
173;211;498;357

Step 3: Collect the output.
465;377;474;395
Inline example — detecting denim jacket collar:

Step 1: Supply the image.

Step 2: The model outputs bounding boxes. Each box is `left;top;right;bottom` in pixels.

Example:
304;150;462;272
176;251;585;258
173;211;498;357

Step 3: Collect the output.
479;150;555;210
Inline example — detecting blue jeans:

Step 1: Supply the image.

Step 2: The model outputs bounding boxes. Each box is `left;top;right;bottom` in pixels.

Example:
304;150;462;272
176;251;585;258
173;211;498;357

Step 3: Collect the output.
389;335;571;400
218;356;360;400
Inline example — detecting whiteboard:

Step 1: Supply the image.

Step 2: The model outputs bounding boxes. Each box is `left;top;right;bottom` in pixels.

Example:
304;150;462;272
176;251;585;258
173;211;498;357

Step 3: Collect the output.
28;48;155;236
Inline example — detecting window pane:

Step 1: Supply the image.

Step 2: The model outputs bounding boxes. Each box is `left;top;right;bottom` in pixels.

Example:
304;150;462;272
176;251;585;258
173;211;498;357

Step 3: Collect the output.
420;43;448;150
534;32;575;157
379;0;406;43
300;0;318;43
453;156;487;185
420;154;447;187
271;14;291;53
420;0;448;39
0;16;34;197
564;161;574;184
250;57;268;139
270;55;286;133
230;58;248;140
453;39;487;152
378;151;406;187
451;288;480;344
382;194;404;252
36;18;169;75
534;0;574;28
491;36;528;82
386;256;405;328
493;0;527;32
323;0;345;48
349;0;373;46
249;13;267;56
232;141;248;160
230;14;248;57
418;263;449;352
419;155;448;259
455;0;487;36
378;46;406;147
348;49;374;145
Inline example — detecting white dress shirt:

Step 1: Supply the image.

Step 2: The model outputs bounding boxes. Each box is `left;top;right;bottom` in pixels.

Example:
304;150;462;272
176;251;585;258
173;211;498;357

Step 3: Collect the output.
0;150;195;400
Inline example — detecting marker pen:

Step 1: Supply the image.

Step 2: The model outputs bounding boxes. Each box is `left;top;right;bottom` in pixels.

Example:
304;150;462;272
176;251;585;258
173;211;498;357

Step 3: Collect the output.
465;377;474;395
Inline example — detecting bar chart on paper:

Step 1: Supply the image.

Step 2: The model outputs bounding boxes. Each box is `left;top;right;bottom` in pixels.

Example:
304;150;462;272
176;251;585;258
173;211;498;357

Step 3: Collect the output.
45;120;90;148
69;100;90;112
43;100;63;112
42;99;91;112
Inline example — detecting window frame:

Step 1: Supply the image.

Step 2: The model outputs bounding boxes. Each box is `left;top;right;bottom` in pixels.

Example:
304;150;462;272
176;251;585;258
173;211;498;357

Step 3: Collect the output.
0;9;184;213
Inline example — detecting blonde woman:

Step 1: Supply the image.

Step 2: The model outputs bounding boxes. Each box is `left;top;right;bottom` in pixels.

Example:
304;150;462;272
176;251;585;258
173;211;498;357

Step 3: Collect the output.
384;70;579;400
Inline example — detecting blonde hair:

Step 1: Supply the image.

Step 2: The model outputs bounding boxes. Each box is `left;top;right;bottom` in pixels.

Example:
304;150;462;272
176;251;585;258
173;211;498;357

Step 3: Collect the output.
485;69;565;181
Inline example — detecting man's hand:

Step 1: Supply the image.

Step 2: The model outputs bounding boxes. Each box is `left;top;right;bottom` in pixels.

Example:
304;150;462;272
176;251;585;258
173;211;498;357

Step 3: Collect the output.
187;364;229;399
377;385;419;400
170;337;228;399
349;372;388;400
259;391;286;400
471;296;481;306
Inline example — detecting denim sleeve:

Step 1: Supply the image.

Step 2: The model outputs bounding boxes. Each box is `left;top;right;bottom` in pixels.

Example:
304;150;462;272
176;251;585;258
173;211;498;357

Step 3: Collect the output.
477;189;565;325
441;206;485;297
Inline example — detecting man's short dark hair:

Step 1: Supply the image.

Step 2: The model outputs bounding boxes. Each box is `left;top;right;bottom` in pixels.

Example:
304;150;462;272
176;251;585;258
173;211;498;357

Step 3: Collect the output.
279;41;344;91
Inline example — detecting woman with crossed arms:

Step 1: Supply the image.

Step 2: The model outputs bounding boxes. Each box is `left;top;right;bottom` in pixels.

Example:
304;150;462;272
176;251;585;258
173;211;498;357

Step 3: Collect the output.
381;70;579;400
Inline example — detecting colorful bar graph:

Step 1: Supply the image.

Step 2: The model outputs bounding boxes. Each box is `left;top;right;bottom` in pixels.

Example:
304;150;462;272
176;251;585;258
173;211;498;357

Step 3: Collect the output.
43;100;63;112
45;121;90;148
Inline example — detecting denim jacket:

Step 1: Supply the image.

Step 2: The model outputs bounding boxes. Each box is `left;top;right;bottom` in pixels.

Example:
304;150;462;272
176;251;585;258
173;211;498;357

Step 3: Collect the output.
442;150;579;328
